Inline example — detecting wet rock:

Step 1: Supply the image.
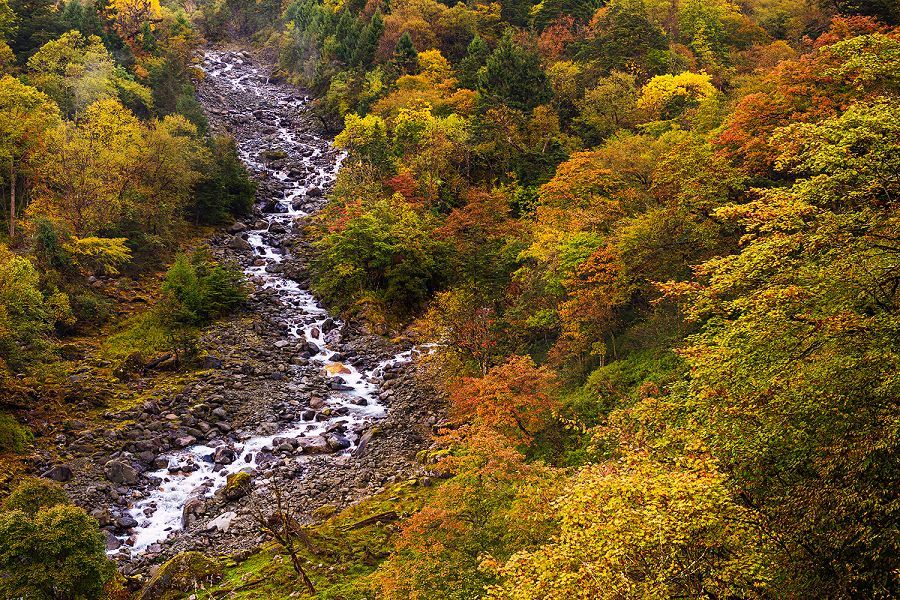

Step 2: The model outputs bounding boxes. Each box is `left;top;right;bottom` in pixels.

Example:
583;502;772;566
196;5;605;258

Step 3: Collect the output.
104;460;139;485
117;514;139;529
91;508;114;528
261;200;288;213
213;446;236;465
105;531;122;551
326;435;352;452
227;222;247;234
296;436;330;454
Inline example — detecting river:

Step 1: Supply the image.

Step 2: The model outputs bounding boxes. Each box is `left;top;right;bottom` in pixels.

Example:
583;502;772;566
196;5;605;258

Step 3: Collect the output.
111;50;416;557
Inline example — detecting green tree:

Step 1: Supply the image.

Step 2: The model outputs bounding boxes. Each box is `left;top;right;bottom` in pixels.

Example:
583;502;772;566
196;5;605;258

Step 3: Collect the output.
190;136;256;224
393;31;418;75
312;197;449;317
577;71;640;140
0;243;71;372
674;99;900;596
530;0;600;30
0;502;115;599
7;0;66;59
0;75;60;239
456;34;489;90
160;252;246;327
332;8;359;64
577;0;670;78
477;31;551;112
823;0;900;25
352;9;382;68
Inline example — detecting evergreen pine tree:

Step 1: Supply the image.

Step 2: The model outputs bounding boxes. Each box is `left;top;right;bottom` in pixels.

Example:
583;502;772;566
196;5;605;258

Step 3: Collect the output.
393;31;418;75
477;31;551;111
456;34;489;89
334;9;359;64
352;10;384;68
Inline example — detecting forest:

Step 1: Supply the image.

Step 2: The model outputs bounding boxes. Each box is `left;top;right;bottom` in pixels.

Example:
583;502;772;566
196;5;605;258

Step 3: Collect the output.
0;0;898;598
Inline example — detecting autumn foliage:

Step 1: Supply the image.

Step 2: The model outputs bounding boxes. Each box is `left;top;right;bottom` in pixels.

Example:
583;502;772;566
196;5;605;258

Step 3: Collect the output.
1;0;898;597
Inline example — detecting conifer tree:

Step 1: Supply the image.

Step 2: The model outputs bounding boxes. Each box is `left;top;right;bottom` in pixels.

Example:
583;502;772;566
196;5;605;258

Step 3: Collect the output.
393;31;418;75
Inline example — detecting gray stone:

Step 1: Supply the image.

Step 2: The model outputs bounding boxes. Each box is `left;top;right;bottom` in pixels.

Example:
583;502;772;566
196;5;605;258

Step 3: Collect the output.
42;464;73;482
104;460;139;485
296;436;330;454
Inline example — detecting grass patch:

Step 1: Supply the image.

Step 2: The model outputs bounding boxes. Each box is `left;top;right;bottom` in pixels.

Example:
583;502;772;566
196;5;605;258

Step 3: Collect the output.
101;312;172;362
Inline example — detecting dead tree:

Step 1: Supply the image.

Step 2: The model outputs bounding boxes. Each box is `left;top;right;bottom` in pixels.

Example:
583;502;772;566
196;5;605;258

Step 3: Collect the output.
249;477;316;595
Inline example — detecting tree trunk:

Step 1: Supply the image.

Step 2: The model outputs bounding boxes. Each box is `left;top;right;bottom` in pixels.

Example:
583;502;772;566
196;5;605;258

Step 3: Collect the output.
287;546;316;595
8;166;15;239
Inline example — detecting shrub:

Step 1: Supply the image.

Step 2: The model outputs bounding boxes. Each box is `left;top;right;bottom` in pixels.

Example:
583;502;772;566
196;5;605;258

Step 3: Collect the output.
159;252;247;327
3;477;68;516
0;413;34;454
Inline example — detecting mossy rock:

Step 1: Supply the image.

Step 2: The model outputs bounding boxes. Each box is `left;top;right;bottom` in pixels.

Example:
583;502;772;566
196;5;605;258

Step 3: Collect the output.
137;552;222;600
223;471;252;501
262;149;288;161
415;448;450;465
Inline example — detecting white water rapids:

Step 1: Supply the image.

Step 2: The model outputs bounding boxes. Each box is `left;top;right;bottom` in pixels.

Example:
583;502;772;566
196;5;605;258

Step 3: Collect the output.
112;51;416;555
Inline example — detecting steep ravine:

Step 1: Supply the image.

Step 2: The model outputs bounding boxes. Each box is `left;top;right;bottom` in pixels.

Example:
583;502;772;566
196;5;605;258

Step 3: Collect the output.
32;49;442;578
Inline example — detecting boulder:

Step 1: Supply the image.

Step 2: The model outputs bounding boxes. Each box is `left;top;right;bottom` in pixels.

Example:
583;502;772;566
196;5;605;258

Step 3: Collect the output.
41;464;73;482
326;434;352;452
116;514;138;530
213;446;236;465
296;436;330;454
200;355;223;370
175;435;197;448
227;235;251;251
181;496;205;528
104;460;139;485
105;531;122;551
137;552;222;600
223;471;252;501
352;428;377;458
207;511;237;533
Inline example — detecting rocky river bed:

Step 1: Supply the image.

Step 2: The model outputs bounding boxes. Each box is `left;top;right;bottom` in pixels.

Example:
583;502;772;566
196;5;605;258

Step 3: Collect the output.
29;49;443;577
